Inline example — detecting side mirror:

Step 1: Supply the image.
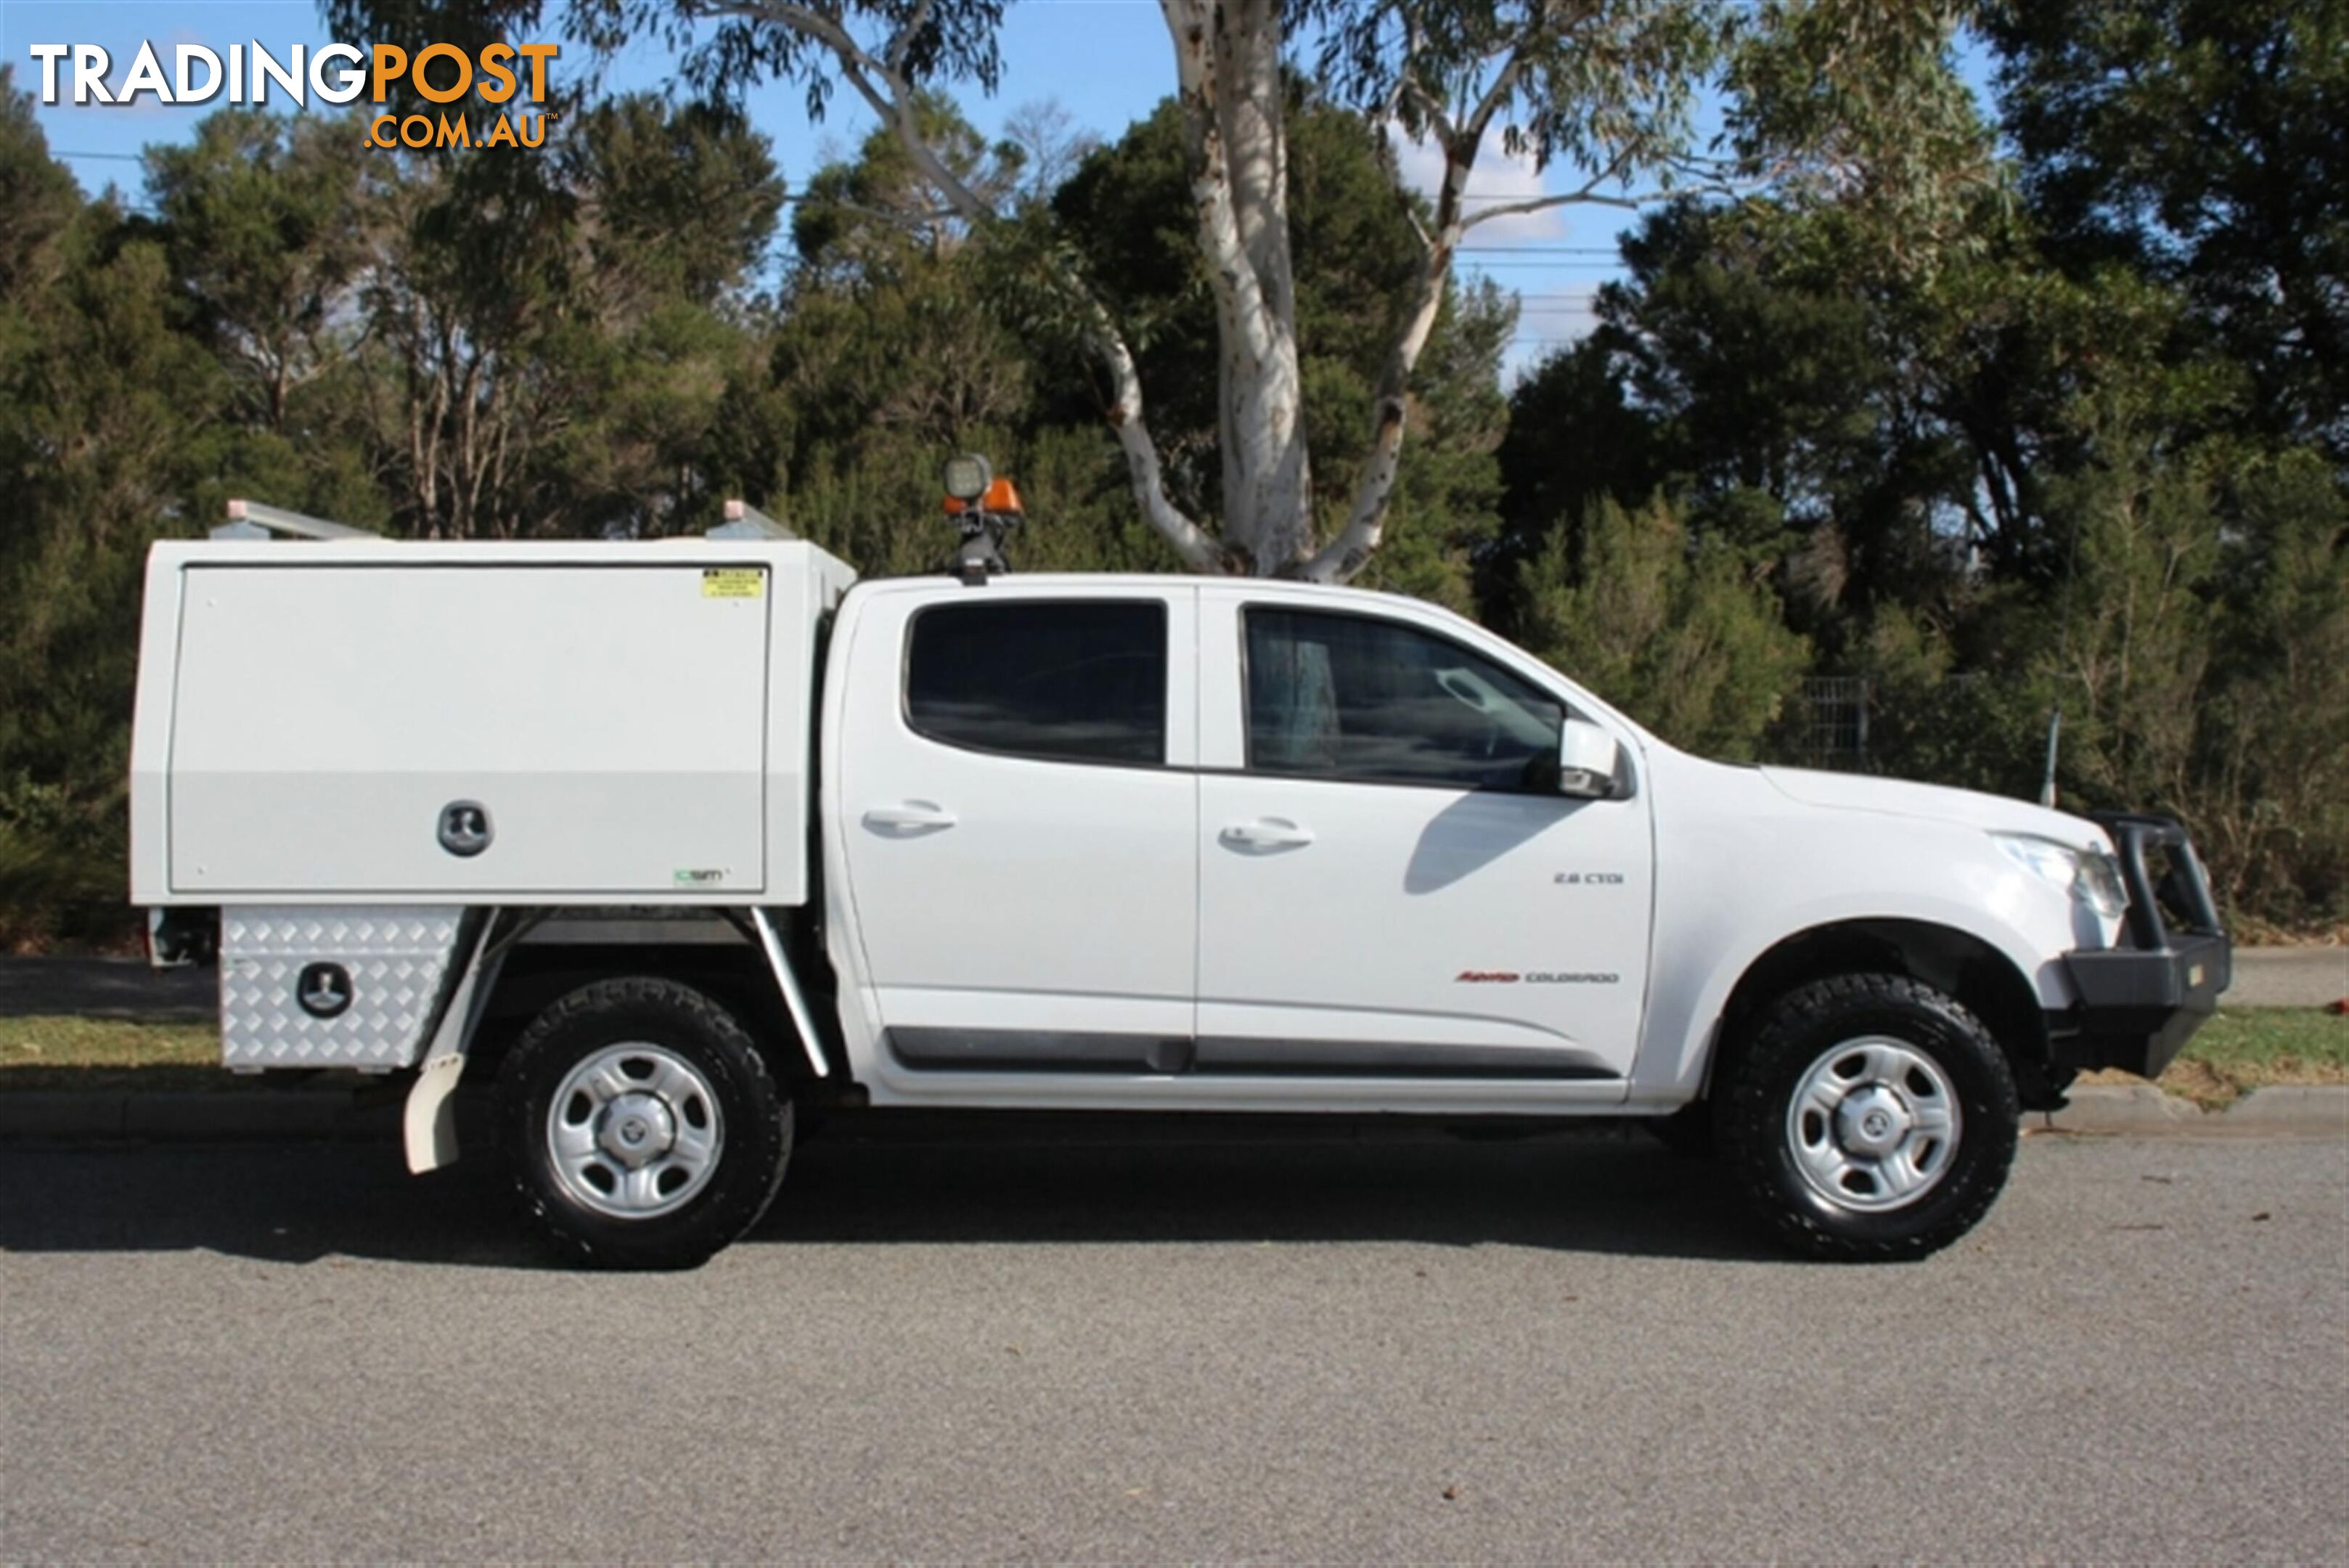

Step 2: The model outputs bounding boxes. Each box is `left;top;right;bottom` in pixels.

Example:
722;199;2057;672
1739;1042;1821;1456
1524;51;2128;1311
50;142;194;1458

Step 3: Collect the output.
1556;717;1619;799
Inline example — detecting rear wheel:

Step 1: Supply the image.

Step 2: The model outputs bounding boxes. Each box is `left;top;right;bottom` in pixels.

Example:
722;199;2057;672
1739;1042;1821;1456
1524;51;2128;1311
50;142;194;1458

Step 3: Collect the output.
498;977;791;1270
1716;973;2018;1261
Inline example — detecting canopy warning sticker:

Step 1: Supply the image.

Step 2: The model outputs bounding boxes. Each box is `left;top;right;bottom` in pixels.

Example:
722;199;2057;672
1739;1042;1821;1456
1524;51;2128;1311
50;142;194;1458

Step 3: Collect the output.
701;568;764;600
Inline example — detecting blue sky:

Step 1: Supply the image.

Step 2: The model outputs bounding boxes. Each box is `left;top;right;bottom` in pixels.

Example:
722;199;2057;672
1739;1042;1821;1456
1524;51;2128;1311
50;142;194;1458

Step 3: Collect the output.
4;1;1987;370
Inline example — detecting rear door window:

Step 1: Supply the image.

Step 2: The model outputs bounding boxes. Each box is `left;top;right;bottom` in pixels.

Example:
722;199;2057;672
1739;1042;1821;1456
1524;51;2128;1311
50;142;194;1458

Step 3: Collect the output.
907;600;1167;765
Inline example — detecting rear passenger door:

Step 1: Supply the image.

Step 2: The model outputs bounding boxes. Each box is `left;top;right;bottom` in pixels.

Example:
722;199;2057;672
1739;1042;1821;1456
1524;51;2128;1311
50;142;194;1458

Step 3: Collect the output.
836;586;1198;1078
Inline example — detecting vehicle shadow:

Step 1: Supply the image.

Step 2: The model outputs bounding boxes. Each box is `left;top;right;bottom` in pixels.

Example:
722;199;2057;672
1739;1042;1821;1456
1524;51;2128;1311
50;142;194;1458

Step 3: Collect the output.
0;1118;1782;1267
1402;791;1584;894
761;1121;1775;1259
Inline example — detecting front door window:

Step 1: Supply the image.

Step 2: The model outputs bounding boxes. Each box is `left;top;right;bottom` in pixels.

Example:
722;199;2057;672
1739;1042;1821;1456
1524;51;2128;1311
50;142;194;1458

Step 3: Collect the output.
1246;608;1563;792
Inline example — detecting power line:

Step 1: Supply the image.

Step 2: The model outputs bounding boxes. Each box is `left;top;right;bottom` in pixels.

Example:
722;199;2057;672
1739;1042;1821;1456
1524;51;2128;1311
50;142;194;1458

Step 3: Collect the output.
47;148;1639;237
49;149;1632;278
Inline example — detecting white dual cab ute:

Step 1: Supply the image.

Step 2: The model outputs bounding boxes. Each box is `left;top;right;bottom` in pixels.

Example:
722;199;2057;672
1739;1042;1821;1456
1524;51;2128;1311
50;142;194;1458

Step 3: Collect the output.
130;497;2231;1267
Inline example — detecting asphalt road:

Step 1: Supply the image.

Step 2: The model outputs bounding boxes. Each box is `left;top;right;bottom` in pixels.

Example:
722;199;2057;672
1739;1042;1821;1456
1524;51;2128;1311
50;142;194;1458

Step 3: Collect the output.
2229;945;2349;1008
3;1128;2343;1561
0;957;213;1020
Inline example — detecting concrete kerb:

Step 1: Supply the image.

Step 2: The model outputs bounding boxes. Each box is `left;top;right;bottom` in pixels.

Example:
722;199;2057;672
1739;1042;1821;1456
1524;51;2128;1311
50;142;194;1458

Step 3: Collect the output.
1;1085;2342;1145
2027;1084;2349;1138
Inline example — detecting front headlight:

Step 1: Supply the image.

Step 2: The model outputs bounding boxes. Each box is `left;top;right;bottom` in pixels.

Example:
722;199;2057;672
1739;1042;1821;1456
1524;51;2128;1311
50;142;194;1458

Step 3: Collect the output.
1993;833;2130;919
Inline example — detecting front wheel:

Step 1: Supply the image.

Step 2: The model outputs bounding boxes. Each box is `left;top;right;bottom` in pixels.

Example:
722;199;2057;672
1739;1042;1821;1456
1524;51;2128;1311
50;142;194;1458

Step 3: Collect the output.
497;977;792;1270
1716;973;2019;1262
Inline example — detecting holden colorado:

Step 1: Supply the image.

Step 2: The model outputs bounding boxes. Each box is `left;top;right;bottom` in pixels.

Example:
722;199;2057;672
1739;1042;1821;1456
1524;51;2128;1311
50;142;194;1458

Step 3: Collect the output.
127;482;2230;1267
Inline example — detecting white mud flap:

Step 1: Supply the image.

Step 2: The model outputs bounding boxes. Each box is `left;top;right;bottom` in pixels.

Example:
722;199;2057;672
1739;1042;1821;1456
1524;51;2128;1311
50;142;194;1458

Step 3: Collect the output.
403;914;505;1175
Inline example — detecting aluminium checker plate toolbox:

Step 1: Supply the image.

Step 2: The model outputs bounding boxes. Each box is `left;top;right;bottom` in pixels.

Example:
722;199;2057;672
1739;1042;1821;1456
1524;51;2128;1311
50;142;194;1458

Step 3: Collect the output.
220;906;465;1071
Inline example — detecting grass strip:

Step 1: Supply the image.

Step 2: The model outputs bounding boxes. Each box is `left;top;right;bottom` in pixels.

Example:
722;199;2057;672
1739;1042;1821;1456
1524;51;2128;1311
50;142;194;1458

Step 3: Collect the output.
2;1016;257;1092
2081;1008;2348;1108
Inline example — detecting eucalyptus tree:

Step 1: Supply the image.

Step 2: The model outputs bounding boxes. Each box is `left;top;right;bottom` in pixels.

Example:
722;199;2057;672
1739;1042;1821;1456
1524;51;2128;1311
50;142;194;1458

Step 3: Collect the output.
351;93;783;539
144;113;372;432
556;0;1991;578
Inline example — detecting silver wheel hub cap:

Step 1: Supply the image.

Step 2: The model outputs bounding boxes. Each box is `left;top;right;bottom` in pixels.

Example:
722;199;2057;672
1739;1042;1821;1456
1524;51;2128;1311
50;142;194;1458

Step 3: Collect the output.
1786;1037;1961;1214
597;1092;677;1169
547;1043;722;1220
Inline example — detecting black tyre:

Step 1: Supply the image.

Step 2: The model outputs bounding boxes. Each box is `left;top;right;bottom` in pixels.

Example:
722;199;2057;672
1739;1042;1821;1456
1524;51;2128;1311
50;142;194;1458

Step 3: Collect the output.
1715;973;2018;1262
497;976;792;1270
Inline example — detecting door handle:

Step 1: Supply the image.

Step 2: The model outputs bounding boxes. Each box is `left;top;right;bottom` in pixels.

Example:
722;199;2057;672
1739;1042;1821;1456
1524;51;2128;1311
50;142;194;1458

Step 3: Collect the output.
1220;817;1315;852
863;801;957;833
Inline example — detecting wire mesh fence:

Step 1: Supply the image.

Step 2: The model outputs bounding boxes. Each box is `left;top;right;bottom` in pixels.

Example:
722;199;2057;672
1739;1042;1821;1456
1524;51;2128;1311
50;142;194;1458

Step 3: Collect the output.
1799;677;1871;772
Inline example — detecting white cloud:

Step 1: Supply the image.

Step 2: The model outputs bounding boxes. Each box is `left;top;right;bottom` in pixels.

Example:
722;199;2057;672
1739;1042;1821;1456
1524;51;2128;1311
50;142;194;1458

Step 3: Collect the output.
1384;128;1573;243
1385;129;1626;380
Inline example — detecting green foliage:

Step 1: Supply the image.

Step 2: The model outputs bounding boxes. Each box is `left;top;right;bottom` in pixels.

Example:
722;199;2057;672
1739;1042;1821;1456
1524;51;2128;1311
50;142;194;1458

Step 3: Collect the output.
144;111;369;430
351;92;783;539
1309;0;2000;269
0;86;790;941
1495;176;2346;927
0;72;229;943
1;11;2343;938
1309;0;1726;180
1515;496;1810;759
1496;192;2241;623
1725;0;2003;264
2204;458;2349;924
408;0;2006;580
1983;0;2349;457
0;783;126;949
790;91;1021;283
0;67;78;301
2003;438;2348;926
1824;600;2037;805
2030;433;2217;814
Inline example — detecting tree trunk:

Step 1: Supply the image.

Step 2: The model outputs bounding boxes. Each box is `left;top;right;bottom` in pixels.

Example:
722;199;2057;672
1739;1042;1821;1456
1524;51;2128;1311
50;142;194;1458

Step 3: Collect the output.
1163;0;1312;576
721;0;1554;583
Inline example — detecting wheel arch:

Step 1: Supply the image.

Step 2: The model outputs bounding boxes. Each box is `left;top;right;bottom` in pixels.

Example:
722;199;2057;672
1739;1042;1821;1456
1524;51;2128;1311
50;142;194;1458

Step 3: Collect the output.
478;936;835;1090
1704;918;2063;1111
